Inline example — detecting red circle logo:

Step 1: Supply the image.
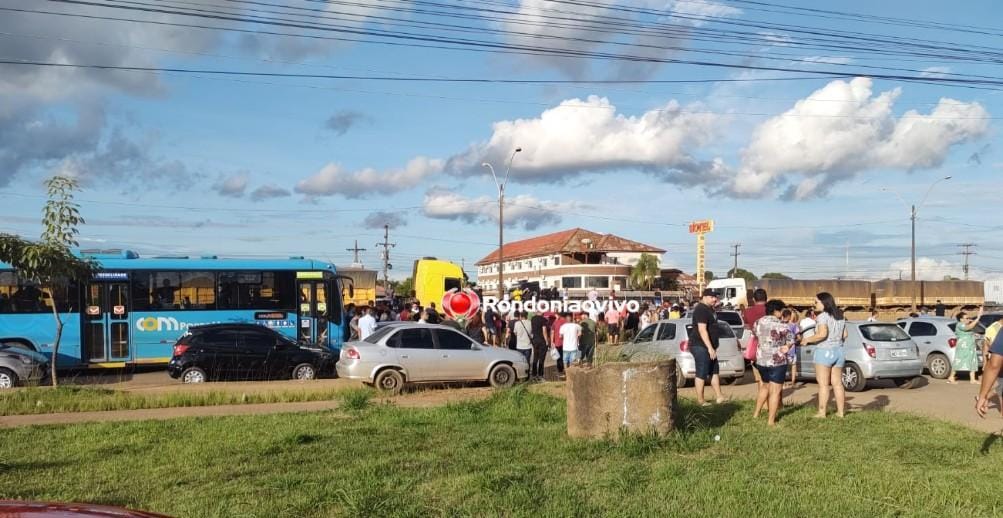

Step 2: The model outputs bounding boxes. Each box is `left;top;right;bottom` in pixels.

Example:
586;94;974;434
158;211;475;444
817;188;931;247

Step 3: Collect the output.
442;288;480;320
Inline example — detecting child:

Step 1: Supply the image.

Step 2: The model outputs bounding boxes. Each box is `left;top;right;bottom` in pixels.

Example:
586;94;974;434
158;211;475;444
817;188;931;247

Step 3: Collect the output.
781;308;800;387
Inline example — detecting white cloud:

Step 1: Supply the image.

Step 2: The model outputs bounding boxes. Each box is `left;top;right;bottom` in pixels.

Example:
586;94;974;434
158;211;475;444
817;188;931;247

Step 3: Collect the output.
497;0;740;79
800;56;854;65
362;211;407;230
294;156;444;199
249;184;291;202
920;66;952;78
731;77;990;199
446;95;721;184
422;188;587;230
883;257;961;281
212;173;249;198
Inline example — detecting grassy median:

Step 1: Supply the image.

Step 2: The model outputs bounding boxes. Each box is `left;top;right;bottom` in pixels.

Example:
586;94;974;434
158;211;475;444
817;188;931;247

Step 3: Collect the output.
2;387;1002;517
0;386;352;416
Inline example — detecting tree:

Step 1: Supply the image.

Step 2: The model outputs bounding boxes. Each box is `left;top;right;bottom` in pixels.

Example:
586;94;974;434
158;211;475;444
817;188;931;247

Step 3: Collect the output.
397;276;415;298
761;272;792;280
629;253;660;290
704;271;715;282
943;275;961;281
727;268;758;283
0;177;95;386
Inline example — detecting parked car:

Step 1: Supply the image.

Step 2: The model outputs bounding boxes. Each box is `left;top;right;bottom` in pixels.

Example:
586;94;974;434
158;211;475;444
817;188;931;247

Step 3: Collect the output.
620;318;745;387
979;312;1003;329
167;324;336;383
337;322;529;394
717;310;754;350
0;340;49;389
897;317;984;380
797;322;923;392
0;501;169;517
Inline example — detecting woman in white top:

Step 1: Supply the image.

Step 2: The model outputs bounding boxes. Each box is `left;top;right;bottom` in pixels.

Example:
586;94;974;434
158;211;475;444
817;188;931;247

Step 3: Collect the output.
799;292;848;418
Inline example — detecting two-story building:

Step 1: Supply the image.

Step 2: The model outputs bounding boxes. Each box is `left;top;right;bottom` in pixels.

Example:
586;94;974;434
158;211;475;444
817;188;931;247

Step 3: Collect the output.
474;228;665;298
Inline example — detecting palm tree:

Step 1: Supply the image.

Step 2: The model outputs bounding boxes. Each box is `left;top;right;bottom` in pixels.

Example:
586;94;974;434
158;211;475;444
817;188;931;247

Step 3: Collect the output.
629;253;660;290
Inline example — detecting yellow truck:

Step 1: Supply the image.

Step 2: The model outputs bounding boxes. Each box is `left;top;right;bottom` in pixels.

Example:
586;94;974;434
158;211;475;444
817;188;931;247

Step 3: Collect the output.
412;258;465;309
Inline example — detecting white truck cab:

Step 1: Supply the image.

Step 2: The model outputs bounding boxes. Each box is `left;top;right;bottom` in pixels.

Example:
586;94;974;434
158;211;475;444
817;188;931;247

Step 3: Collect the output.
706;278;748;309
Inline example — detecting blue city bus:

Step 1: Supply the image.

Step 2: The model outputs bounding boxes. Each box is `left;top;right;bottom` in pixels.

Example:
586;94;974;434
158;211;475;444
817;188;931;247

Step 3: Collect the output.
0;250;350;369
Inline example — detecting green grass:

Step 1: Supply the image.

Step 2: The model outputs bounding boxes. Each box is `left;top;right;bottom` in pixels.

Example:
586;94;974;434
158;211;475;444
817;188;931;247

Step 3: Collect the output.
0;386;349;416
335;387;374;412
2;387;1003;517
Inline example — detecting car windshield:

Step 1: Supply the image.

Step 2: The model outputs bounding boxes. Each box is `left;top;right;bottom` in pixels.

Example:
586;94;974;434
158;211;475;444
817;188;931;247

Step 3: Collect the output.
716;312;742;326
859;324;911;342
364;325;397;344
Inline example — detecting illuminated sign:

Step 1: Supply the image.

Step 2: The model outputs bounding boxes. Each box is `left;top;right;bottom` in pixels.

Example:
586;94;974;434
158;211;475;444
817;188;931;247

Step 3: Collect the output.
297;271;323;279
255;312;288;320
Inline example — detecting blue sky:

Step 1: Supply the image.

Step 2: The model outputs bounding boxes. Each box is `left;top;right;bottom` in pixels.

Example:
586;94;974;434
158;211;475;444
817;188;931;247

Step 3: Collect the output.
1;0;1001;282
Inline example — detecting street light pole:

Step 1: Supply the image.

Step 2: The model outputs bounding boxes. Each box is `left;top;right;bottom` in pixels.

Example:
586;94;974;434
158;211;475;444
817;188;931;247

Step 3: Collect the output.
883;176;951;312
483;148;522;299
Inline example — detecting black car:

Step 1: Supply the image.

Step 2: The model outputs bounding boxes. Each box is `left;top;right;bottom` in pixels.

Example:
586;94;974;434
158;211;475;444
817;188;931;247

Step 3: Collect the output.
167;324;336;383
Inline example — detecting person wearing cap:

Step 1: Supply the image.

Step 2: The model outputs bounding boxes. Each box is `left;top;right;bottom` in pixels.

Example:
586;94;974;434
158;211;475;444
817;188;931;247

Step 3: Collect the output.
689;288;726;405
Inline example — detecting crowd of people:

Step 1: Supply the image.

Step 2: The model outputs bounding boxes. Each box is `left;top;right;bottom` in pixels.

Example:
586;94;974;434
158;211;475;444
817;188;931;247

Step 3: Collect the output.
342;290;1003;424
686;287;851;426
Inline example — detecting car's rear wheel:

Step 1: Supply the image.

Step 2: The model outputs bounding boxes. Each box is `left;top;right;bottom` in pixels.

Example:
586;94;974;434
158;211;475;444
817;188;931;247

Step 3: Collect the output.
927;353;951;379
675;365;688;388
489;364;517;389
841;363;866;392
0;367;19;389
892;376;921;389
180;367;207;384
292;363;316;381
374;369;405;395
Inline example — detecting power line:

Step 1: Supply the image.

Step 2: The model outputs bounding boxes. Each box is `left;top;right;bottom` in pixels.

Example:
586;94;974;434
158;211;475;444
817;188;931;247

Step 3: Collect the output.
346;240;366;267
12;1;1003;91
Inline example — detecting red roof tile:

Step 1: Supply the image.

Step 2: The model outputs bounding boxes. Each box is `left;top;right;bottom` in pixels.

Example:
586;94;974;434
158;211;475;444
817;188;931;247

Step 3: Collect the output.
475;228;665;265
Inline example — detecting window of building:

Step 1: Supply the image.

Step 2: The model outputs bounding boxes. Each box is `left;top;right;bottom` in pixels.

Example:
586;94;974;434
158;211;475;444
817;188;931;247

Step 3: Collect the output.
561;277;582;289
585;276;610;288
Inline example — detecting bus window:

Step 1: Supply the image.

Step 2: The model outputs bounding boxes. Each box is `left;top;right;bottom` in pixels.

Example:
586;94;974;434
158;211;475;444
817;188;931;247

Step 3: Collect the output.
444;277;462;292
218;271;296;310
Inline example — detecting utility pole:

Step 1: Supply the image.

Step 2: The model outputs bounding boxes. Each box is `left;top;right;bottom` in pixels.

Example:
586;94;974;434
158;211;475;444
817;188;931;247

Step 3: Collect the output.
346;240;366;268
910;204;917;311
959;243;977;280
374;224;395;296
730;243;741;277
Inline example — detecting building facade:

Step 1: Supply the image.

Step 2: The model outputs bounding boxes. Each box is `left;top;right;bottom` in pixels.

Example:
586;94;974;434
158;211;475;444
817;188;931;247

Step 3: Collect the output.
474;228;666;298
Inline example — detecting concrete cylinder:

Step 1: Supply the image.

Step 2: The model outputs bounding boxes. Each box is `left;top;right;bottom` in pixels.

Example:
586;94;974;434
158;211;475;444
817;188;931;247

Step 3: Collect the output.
565;360;677;439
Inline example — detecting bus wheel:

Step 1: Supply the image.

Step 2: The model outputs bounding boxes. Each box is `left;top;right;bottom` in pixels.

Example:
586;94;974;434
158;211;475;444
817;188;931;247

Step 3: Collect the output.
0;368;18;389
181;367;207;384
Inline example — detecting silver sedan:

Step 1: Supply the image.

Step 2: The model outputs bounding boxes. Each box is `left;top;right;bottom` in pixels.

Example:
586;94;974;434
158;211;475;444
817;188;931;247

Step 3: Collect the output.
336;323;530;394
0;341;49;389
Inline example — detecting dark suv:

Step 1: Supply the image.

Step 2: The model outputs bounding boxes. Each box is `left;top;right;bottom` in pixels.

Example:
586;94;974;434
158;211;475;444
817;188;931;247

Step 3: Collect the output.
167;324;336;383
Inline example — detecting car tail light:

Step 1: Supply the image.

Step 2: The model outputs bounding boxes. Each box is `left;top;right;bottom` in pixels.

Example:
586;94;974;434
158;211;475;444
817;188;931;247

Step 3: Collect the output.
680;340;689;352
172;344;190;357
345;347;361;360
948;338;957;348
864;343;876;358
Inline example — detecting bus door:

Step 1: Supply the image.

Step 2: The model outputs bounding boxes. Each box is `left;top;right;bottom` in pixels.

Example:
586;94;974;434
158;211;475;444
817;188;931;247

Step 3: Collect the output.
83;281;131;364
296;274;329;346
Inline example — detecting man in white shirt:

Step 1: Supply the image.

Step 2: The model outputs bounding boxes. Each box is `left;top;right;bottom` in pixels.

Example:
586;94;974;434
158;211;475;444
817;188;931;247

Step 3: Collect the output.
358;307;377;340
559;319;582;367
